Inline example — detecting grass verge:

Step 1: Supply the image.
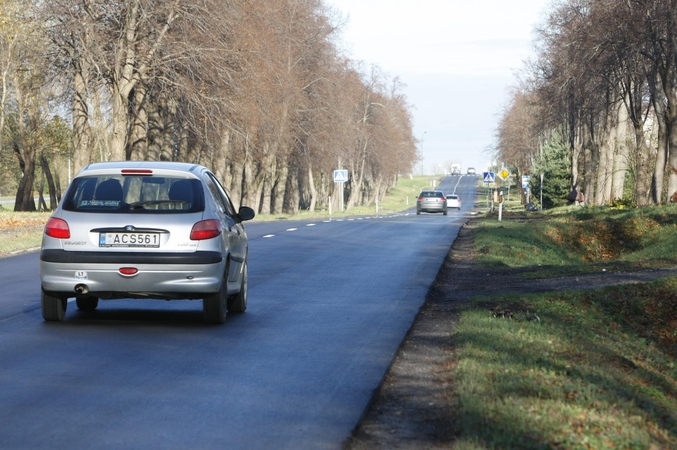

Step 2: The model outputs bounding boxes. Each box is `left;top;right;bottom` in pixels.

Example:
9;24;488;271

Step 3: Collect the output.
450;204;677;449
473;204;677;277
0;207;51;255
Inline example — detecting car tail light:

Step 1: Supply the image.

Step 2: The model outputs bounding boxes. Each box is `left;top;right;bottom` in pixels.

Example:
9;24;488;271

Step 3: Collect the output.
45;218;70;239
418;197;423;201
119;267;138;275
121;169;153;176
190;219;222;240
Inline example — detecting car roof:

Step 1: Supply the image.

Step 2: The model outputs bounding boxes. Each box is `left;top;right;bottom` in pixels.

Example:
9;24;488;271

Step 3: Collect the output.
77;161;206;178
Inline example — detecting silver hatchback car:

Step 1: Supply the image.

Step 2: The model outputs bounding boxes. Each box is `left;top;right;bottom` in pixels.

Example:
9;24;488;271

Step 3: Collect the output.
416;190;448;215
40;161;255;324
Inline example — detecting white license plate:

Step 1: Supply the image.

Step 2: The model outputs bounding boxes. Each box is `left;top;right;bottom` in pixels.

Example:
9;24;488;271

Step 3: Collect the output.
99;232;160;248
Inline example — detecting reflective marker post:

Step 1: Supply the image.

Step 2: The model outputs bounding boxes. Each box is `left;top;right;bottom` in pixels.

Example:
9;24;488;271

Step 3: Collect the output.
540;173;544;211
498;190;503;222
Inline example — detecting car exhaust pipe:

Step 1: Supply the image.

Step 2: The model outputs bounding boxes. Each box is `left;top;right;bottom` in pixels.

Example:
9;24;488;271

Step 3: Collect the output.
75;284;89;295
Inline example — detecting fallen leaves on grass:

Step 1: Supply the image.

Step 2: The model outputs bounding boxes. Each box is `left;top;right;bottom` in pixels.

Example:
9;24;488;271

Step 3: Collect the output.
0;217;46;229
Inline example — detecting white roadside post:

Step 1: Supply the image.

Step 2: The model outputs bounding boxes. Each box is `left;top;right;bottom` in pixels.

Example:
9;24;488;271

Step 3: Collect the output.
540;173;544;211
498;190;504;222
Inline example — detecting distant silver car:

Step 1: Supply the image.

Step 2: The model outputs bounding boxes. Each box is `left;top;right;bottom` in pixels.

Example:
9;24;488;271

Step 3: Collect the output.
466;167;476;175
416;190;447;215
447;194;461;209
40;161;255;324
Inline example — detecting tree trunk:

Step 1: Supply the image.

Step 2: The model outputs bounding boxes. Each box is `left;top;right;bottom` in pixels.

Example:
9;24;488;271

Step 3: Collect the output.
110;86;130;161
162;98;179;162
14;144;36;212
248;150;273;212
595;129;613;206
282;162;300;215
346;147;366;210
366;176;382;207
307;163;317;212
260;171;273;215
108;1;178;161
91;84;110;163
665;99;677;202
648;71;668;203
146;98;164;161
212;130;231;189
71;60;92;173
581;128;596;205
319;170;328;211
612;103;630;201
128;84;148;160
241;155;255;209
272;160;288;215
12;69;36;212
259;151;277;215
40;153;58;211
229;162;244;211
37;167;47;212
633;124;653;206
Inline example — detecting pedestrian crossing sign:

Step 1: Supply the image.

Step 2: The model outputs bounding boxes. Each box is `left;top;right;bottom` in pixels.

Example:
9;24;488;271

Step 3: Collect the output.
333;170;348;183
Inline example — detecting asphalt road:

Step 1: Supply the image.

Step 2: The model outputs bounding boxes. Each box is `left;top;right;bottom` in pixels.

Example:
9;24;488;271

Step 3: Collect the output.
0;175;476;449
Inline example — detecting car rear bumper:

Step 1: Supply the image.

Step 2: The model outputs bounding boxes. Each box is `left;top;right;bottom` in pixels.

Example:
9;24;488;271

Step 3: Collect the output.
417;204;447;212
40;250;225;299
40;249;223;265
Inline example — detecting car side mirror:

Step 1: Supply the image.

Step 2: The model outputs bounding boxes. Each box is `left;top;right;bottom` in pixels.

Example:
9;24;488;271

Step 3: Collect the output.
238;206;256;221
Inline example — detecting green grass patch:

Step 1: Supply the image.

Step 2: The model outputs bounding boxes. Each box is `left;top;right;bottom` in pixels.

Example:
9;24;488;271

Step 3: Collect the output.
450;279;677;449
473;204;677;277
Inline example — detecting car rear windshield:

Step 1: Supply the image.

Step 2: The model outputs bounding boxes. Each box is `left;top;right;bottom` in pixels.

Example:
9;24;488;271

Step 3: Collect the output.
62;175;205;213
420;191;445;198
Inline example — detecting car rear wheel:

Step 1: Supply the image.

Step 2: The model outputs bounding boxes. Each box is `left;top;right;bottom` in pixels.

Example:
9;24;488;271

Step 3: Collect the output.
203;268;227;324
443;209;448;215
76;297;99;311
42;290;67;321
227;261;248;313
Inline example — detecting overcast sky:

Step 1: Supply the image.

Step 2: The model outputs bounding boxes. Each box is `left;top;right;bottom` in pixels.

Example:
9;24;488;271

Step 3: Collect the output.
325;0;551;174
